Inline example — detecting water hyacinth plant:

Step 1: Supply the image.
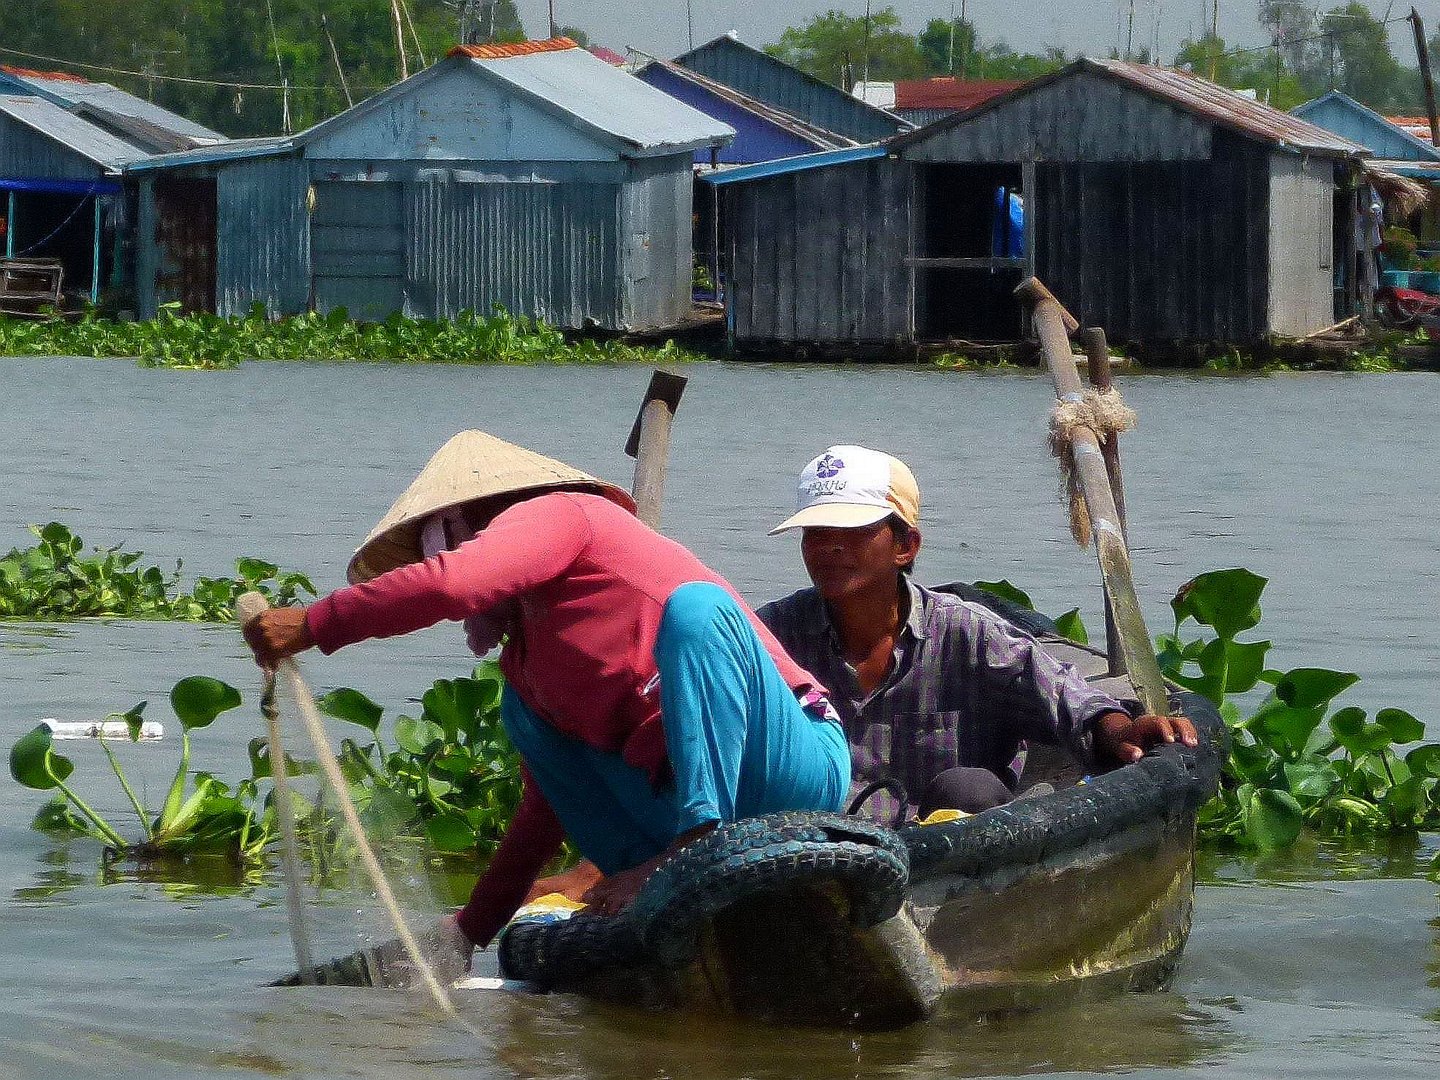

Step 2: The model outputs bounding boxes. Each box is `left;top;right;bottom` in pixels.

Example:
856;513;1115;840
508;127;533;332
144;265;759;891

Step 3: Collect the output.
315;661;523;855
0;523;314;620
1158;569;1439;849
9;665;522;865
0;305;702;370
9;677;272;860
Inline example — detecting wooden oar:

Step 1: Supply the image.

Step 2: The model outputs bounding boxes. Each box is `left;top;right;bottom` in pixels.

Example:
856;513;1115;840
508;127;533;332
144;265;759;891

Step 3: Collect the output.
1014;278;1169;717
624;369;689;530
1080;326;1128;677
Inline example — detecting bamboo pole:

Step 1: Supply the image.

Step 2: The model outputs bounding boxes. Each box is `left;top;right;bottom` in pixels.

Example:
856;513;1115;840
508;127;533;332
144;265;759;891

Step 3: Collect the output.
1015;279;1168;717
1080;326;1127;677
1410;8;1440;150
624;370;689;530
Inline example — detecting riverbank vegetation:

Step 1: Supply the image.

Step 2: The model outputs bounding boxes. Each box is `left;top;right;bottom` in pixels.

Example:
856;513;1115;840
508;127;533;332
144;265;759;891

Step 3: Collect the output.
0;307;701;370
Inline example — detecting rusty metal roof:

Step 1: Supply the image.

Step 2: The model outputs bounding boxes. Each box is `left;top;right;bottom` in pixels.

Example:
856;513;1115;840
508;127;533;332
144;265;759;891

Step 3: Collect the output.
1087;59;1366;156
446;37;580;61
892;58;1368;157
893;78;1024;112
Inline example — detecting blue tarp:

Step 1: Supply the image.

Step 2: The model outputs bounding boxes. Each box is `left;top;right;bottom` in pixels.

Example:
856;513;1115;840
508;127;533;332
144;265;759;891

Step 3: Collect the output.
0;177;119;195
992;186;1025;259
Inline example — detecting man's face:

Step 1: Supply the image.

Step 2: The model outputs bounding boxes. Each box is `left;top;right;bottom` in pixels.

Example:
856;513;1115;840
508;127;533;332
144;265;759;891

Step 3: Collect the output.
800;519;919;602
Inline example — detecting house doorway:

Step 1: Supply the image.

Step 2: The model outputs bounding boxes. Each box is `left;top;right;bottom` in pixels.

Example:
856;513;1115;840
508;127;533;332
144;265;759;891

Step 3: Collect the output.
912;163;1026;340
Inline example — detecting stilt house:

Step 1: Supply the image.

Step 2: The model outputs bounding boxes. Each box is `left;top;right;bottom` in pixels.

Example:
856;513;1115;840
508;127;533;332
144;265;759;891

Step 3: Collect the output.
711;60;1369;349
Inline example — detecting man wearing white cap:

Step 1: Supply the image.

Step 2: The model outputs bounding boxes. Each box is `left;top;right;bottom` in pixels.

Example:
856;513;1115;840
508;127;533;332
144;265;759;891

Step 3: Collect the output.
758;445;1197;825
243;430;848;969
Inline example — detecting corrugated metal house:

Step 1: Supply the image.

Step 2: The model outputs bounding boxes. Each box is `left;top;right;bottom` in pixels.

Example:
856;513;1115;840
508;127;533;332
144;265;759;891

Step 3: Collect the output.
635;56;854;165
674;34;912;144
1293;91;1440;163
1293;90;1440;254
713;59;1368;349
0;66;223;305
126;39;730;328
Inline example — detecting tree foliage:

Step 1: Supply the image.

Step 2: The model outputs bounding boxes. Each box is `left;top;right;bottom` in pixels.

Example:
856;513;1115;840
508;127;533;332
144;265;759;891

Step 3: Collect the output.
766;7;928;88
0;2;556;137
767;8;1064;89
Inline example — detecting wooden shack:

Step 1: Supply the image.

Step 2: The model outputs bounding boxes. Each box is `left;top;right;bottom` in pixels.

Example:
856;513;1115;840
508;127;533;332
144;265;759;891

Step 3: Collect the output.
127;39;731;329
712;59;1369;350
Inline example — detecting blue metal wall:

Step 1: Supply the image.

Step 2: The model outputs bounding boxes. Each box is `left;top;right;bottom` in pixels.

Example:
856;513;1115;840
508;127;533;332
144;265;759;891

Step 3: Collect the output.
618;154;693;329
1292;94;1440;162
635;66;826;165
215;156;309;316
0;113;108;181
406;177;622;327
678;39;906;144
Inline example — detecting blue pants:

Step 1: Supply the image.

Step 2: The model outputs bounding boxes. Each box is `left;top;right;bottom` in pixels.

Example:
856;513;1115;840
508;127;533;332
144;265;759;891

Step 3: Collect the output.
501;582;848;874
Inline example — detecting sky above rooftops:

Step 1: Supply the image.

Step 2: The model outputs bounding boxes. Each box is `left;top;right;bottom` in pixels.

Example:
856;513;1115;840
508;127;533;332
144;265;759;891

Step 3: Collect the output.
537;1;1410;66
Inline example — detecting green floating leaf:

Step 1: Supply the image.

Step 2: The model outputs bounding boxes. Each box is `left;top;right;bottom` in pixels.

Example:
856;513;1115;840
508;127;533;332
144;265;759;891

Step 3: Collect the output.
1376;708;1425;745
170;677;242;730
1282;758;1341;801
1171;568;1267;641
1053;608;1089;645
1404;744;1440;778
425;813;477;853
395;715;445;756
1243;787;1303;849
1276;668;1359;710
1330;706;1394;757
317;687;384;733
1223;639;1272;695
10;724;73;790
972;579;1034;611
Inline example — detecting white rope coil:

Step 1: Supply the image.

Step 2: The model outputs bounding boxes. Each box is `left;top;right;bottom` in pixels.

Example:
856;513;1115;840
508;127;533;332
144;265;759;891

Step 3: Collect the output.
1047;385;1137;548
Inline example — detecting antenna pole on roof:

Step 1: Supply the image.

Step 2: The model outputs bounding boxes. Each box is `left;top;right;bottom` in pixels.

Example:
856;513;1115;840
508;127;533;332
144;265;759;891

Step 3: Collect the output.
390;0;410;81
686;1;695;52
1409;8;1440;149
1209;0;1218;79
862;0;873;88
320;15;354;108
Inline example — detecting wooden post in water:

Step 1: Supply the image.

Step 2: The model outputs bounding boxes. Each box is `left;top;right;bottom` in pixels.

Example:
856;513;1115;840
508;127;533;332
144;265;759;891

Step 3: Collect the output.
1081;326;1127;677
1015;278;1168;717
625;370;689;530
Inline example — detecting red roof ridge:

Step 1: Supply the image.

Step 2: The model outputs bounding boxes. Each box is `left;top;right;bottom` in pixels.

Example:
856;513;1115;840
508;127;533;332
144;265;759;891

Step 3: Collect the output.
447;37;578;61
1;63;89;83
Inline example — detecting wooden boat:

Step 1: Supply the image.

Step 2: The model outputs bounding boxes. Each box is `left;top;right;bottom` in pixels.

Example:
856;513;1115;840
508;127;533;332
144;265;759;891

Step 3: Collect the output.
487;596;1225;1030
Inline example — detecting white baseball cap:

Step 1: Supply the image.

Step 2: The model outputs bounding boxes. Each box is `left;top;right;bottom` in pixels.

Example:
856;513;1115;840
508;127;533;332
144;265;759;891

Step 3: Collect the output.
770;446;921;535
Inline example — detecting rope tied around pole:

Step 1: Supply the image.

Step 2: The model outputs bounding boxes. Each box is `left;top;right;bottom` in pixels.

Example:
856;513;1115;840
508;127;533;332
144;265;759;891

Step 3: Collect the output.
1048;385;1137;548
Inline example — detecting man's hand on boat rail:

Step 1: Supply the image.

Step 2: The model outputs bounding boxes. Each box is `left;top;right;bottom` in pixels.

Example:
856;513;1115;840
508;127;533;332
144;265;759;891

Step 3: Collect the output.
1094;711;1198;765
242;605;314;670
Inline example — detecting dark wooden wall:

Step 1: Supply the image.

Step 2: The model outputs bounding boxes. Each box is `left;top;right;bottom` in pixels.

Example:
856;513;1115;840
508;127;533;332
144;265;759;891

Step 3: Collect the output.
1032;137;1272;343
724;157;911;344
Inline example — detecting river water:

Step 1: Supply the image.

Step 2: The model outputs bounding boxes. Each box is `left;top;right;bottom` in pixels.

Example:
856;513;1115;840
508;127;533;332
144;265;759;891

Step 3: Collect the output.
1;356;1438;1078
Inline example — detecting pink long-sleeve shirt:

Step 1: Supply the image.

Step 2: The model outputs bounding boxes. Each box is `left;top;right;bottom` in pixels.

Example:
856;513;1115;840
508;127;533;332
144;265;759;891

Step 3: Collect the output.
304;491;819;945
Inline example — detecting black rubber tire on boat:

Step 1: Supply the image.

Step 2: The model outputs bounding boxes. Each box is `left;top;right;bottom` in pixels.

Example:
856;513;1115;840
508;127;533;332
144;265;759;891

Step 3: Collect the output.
499;812;912;982
627;811;910;969
498;910;643;985
900;691;1227;881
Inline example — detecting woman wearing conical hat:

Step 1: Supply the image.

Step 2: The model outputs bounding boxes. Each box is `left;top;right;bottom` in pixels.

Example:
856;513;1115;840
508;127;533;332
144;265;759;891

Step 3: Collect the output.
244;430;847;970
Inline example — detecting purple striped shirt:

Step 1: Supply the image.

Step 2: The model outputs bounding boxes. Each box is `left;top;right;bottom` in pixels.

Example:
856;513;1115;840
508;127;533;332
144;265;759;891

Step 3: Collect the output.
757;581;1128;823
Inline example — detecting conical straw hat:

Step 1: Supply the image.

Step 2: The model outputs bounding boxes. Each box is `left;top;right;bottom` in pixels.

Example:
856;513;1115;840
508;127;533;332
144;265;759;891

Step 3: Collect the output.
347;430;636;583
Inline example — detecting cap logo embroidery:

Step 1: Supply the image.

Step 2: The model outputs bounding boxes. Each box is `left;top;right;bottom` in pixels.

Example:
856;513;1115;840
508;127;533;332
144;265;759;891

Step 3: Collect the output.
814;453;845;478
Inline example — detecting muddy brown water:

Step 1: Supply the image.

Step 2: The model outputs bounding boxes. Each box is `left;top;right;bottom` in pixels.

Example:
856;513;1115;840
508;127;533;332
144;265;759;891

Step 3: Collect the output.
1;357;1438;1078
